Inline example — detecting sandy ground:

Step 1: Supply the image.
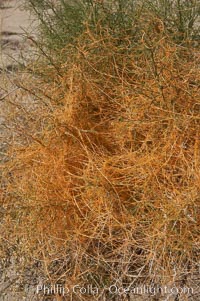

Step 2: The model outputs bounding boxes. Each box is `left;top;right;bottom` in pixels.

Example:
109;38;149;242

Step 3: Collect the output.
0;0;36;163
0;0;38;150
0;0;37;70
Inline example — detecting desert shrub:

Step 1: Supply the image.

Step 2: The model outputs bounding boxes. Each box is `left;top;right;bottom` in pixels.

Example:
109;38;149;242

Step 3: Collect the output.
1;1;200;300
24;0;199;85
146;0;200;41
26;0;199;51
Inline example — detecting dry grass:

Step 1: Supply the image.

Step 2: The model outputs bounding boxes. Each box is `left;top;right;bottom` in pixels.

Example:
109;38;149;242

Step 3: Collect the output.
1;16;200;300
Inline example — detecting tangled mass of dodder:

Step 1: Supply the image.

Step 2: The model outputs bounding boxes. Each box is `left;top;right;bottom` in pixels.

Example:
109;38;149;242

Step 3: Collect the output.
1;0;199;299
